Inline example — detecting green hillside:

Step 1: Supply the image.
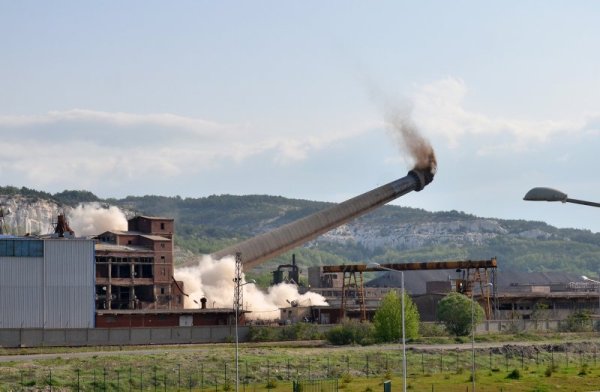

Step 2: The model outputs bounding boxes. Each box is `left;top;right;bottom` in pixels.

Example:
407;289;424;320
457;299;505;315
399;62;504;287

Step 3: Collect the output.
5;188;599;278
103;193;600;277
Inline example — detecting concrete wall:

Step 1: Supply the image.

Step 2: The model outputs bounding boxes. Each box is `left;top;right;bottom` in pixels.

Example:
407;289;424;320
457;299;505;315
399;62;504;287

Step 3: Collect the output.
0;325;245;348
474;319;562;333
0;319;581;348
425;319;565;334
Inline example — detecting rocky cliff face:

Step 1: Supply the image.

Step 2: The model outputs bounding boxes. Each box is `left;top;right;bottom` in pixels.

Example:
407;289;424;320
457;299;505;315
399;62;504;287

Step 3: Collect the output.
0;196;61;235
318;218;555;251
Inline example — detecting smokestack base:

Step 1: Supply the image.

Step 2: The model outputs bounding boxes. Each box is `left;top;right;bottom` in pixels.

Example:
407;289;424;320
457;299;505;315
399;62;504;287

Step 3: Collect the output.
408;168;435;191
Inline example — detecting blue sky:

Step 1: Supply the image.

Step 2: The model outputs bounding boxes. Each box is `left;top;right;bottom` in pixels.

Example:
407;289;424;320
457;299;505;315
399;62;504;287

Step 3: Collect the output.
1;1;599;232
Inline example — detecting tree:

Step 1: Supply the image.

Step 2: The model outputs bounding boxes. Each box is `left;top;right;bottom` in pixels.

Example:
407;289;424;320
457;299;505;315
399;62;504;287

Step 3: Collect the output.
562;310;593;332
373;290;420;342
437;292;485;336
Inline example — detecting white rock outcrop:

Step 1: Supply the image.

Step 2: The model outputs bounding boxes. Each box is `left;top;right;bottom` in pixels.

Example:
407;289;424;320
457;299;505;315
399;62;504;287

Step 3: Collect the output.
0;196;61;235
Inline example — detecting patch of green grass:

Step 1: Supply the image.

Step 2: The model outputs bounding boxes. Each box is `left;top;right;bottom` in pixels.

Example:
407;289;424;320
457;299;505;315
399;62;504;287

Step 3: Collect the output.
2;339;600;391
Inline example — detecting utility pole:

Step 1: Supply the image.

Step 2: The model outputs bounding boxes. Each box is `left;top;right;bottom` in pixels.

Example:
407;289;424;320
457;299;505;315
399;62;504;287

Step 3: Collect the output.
234;252;243;392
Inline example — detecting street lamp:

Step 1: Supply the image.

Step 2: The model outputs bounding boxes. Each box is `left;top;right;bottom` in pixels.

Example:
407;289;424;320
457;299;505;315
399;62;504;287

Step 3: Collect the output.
234;279;255;392
524;187;600;208
367;262;407;392
471;283;492;392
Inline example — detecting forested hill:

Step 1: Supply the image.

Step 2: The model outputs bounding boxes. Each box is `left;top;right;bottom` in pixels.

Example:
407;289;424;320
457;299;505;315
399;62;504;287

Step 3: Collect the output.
111;193;600;276
2;187;599;276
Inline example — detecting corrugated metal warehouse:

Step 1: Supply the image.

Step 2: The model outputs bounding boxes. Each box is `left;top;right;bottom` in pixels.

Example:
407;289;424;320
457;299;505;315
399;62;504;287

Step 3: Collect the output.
0;237;95;328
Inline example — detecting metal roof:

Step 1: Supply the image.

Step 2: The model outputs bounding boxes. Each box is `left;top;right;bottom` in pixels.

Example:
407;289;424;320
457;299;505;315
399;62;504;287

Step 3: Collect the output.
95;243;153;253
366;270;586;295
96;308;238;315
139;234;170;241
496;291;599;299
96;231;170;241
97;230;134;236
131;215;174;221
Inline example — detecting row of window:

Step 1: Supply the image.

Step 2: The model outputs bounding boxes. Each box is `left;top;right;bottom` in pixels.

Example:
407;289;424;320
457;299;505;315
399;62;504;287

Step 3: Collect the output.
0;239;44;257
96;257;155;263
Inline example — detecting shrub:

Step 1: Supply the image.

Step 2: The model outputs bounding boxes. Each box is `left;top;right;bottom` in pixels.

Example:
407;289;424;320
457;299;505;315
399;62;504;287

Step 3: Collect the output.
506;369;521;379
325;325;352;345
325;319;374;346
247;326;280;342
281;322;322;340
544;364;558;377
341;373;353;383
419;322;447;337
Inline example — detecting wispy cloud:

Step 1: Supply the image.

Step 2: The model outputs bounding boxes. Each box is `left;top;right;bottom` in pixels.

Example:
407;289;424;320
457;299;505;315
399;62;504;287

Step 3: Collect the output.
2;79;597;198
412;77;590;154
0;109;374;188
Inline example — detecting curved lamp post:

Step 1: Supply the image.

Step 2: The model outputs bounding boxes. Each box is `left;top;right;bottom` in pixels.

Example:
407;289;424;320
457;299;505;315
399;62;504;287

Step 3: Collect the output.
367;262;406;392
524;187;600;208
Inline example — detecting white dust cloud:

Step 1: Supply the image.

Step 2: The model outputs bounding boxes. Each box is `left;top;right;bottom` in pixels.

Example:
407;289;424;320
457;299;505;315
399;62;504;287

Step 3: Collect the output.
174;255;328;320
67;202;128;236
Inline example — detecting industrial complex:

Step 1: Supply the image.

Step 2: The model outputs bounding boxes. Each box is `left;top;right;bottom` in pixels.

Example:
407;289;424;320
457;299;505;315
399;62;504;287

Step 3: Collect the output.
0;164;598;347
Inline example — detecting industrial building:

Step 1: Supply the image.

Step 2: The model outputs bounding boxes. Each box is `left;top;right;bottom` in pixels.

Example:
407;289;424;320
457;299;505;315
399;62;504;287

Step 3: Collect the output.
0;167;438;346
292;264;600;324
0;214;238;331
369;269;600;321
0;236;95;328
301;259;497;322
91;216;239;328
95;308;236;328
94;216;183;311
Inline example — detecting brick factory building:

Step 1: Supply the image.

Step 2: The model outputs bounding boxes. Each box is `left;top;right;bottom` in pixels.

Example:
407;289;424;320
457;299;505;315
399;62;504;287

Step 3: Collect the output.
94;216;184;311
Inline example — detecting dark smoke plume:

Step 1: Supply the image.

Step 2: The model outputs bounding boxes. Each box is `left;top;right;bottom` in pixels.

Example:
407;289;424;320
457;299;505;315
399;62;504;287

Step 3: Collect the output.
385;108;437;174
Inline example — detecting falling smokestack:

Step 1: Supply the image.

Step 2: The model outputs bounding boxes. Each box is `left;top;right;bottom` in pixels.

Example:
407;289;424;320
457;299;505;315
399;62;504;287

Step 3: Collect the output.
211;166;434;269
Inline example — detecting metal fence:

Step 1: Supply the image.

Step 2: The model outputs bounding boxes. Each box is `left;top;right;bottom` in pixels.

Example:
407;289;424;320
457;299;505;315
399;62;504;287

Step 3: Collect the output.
1;343;599;391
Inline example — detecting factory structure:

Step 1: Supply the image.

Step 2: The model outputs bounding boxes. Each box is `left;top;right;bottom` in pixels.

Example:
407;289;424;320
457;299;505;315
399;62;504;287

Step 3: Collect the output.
94;216;181;311
287;261;599;325
0;167;435;332
292;259;497;324
0;235;95;328
0;214;237;330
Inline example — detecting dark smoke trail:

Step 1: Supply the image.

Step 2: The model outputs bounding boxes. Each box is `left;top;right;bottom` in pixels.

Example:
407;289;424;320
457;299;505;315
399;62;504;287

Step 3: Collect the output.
385;108;437;174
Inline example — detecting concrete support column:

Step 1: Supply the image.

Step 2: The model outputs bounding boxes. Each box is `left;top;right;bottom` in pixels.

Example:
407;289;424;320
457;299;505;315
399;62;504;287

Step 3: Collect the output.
107;261;112;310
130;263;136;310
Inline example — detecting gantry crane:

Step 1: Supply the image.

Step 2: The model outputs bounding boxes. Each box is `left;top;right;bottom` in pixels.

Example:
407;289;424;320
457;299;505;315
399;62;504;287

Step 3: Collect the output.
322;258;498;321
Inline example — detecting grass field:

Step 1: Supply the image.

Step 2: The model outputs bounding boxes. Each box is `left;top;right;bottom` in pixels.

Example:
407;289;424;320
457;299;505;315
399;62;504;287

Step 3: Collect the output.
2;336;600;391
